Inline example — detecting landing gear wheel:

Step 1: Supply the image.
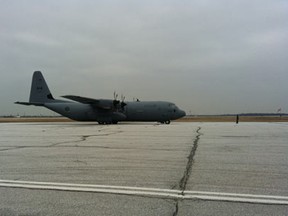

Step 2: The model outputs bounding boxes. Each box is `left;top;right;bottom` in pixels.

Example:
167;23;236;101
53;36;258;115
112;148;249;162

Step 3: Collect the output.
98;122;104;125
165;120;171;124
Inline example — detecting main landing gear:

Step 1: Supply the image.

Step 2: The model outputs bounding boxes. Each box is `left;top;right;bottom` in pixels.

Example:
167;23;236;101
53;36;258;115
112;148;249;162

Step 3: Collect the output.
159;120;171;124
98;121;118;125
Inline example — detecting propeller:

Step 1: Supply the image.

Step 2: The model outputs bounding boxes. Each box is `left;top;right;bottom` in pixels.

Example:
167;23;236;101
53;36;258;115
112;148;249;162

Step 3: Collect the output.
113;91;127;109
120;94;127;108
113;91;120;107
121;94;125;102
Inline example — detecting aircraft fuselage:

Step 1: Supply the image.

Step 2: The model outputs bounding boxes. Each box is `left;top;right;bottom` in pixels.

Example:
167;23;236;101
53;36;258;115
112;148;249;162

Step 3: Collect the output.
45;101;185;124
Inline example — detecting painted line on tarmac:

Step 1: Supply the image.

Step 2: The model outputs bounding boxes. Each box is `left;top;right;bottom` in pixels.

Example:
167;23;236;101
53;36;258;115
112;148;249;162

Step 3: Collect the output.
0;179;288;205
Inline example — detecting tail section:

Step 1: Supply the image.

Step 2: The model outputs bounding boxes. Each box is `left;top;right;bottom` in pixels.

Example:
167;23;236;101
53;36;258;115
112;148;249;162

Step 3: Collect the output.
29;71;55;103
15;71;59;106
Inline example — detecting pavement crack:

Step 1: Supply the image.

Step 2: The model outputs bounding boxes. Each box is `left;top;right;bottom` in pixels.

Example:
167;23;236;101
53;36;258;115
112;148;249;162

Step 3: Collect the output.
0;146;26;152
172;127;202;216
49;131;122;147
172;200;179;216
48;138;84;147
73;159;88;165
179;127;202;192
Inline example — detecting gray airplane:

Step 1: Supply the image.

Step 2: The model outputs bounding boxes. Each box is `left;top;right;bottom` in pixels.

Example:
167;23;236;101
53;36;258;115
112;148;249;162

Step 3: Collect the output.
16;71;186;124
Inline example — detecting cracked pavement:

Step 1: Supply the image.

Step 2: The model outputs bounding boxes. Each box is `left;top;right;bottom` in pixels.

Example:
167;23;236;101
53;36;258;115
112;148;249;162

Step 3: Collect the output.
0;122;288;215
173;127;202;216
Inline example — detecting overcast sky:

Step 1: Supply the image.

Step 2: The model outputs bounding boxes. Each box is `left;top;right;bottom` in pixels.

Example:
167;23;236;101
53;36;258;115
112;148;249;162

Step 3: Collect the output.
1;0;287;116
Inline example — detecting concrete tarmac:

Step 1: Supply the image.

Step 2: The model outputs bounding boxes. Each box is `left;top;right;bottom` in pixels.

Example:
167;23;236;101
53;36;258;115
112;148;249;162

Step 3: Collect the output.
0;122;287;215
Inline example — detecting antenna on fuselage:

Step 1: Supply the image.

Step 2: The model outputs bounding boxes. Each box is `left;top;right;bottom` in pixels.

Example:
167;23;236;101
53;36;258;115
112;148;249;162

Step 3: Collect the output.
133;97;140;102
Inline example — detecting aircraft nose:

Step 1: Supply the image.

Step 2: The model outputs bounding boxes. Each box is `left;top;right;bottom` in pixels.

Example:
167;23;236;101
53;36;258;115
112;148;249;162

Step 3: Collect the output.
179;110;186;118
175;109;186;119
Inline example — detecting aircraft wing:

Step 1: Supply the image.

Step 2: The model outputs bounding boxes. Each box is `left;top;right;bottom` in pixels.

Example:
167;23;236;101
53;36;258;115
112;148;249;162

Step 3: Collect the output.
62;95;114;110
62;95;100;104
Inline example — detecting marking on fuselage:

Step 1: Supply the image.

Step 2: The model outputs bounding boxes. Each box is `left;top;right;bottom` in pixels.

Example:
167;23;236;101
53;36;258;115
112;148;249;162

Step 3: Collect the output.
0;180;288;205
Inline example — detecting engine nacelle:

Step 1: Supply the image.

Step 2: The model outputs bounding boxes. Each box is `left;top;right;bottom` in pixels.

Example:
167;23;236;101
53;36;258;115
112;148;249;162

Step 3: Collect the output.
112;112;126;121
96;100;115;109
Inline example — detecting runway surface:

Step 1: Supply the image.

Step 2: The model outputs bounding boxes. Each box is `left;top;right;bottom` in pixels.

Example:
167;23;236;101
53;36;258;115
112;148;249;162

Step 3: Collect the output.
0;122;287;215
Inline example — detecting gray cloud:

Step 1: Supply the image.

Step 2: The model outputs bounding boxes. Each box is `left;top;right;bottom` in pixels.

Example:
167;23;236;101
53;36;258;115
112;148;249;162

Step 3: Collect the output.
1;0;288;115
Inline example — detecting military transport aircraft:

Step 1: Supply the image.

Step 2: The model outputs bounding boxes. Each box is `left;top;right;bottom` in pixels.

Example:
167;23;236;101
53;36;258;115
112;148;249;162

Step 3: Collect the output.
16;71;186;124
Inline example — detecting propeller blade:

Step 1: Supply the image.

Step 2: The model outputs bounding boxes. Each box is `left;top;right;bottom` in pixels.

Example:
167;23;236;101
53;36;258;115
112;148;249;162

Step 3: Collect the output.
113;91;119;100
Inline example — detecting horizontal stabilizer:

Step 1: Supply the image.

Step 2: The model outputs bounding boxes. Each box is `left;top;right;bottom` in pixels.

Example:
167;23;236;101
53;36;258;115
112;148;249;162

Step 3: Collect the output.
15;101;44;106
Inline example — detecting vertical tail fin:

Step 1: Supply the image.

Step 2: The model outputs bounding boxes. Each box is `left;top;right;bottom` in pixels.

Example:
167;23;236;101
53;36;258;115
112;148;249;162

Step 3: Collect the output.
29;71;55;103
